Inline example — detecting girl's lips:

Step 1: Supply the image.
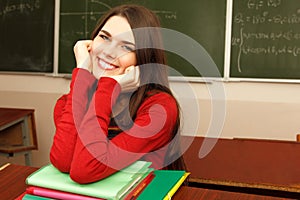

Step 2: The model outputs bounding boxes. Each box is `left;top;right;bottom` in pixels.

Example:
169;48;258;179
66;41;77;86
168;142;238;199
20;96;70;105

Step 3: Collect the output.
98;58;118;70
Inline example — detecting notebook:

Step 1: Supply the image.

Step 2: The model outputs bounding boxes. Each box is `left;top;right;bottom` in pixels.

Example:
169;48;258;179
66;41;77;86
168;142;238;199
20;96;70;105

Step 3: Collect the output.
26;161;153;200
137;170;190;200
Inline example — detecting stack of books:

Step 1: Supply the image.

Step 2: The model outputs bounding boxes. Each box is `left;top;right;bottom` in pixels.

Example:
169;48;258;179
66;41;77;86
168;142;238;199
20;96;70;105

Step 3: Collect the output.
16;161;189;200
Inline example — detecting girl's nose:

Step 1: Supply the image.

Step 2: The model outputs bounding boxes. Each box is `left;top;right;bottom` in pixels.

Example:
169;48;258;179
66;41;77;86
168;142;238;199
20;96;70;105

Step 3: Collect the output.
102;43;118;60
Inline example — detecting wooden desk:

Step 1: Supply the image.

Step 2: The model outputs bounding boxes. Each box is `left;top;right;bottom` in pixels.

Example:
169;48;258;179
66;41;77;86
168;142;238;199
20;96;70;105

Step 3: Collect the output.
0;164;293;200
174;186;293;200
0;163;38;200
0;108;38;166
182;136;300;196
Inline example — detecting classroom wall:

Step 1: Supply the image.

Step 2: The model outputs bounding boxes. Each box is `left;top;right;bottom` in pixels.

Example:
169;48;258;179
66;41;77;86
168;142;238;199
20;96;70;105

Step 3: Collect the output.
0;73;300;167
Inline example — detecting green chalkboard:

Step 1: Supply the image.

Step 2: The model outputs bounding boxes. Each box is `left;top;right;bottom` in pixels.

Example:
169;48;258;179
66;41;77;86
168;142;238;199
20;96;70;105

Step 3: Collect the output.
230;0;300;79
2;0;300;80
58;0;227;77
0;0;54;73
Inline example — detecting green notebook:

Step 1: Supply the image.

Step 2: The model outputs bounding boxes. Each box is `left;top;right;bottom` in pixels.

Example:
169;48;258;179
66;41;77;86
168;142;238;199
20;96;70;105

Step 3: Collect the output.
26;161;153;200
137;170;189;200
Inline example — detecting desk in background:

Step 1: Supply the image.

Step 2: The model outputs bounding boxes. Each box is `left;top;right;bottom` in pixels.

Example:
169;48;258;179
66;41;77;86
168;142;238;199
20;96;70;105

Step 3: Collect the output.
0;163;293;200
0;108;38;166
182;136;300;198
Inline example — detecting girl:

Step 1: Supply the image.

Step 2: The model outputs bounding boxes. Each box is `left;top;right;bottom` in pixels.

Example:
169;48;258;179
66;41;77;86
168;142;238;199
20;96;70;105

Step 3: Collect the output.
50;4;186;184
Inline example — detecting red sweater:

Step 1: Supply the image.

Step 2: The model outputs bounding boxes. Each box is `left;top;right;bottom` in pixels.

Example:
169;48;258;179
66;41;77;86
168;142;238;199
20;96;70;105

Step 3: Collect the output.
50;68;178;183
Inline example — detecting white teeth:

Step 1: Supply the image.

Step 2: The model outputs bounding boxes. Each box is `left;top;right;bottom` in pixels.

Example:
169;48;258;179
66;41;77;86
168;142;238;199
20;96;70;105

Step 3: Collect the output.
99;60;114;70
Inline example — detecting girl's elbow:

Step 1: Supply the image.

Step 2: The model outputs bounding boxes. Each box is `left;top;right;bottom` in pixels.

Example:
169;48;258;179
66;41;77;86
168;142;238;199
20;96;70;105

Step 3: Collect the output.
50;154;71;173
69;170;93;184
70;164;113;184
69;166;108;184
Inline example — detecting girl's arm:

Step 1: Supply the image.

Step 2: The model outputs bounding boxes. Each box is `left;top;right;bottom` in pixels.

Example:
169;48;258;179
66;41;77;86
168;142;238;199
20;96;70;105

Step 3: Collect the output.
50;68;96;172
69;77;178;183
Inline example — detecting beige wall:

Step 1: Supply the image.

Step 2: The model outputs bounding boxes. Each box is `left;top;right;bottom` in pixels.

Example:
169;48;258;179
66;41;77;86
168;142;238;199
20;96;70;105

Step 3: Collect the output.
0;73;300;167
0;74;68;167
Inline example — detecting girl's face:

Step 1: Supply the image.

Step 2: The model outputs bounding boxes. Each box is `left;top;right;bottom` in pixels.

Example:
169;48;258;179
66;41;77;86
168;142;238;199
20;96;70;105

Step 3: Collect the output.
91;16;137;77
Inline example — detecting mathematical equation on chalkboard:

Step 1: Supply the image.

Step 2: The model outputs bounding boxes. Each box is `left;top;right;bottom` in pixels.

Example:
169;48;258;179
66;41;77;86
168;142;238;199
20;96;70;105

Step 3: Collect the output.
58;0;180;73
60;0;177;39
0;0;40;16
231;0;300;76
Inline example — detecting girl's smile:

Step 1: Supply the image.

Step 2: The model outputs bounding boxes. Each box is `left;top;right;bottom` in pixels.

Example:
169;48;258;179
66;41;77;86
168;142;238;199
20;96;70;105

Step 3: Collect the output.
97;57;118;70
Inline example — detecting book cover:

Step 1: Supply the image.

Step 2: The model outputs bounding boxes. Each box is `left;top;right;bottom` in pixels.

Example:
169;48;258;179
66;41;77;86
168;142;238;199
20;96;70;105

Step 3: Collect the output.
136;170;189;200
24;172;154;200
26;186;104;200
122;171;155;200
26;161;153;200
22;194;54;200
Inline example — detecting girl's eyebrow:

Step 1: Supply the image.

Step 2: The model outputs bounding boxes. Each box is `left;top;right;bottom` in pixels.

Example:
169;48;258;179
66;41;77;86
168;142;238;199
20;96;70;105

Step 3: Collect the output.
100;30;111;37
100;29;135;46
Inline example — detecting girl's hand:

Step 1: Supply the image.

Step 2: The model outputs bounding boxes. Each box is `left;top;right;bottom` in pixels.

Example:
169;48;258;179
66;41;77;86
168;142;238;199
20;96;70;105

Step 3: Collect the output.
73;40;93;72
105;66;140;92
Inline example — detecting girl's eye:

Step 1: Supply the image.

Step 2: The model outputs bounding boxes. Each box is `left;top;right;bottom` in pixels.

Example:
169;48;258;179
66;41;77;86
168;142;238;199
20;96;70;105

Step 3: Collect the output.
99;34;110;41
122;45;135;52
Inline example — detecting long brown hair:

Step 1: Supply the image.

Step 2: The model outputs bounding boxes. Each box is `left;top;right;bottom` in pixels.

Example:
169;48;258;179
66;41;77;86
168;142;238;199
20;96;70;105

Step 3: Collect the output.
91;4;187;172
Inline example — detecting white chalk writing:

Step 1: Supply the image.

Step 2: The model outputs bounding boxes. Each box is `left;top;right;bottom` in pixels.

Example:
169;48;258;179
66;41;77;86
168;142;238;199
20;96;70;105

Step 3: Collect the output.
232;0;300;72
0;0;40;16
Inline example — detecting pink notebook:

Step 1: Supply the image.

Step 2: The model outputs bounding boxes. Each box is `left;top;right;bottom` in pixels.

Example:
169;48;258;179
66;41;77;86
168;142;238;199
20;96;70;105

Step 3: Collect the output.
26;187;104;200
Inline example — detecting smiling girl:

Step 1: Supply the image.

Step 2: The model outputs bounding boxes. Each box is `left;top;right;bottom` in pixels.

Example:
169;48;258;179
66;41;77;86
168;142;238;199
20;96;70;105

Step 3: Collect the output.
50;4;186;184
